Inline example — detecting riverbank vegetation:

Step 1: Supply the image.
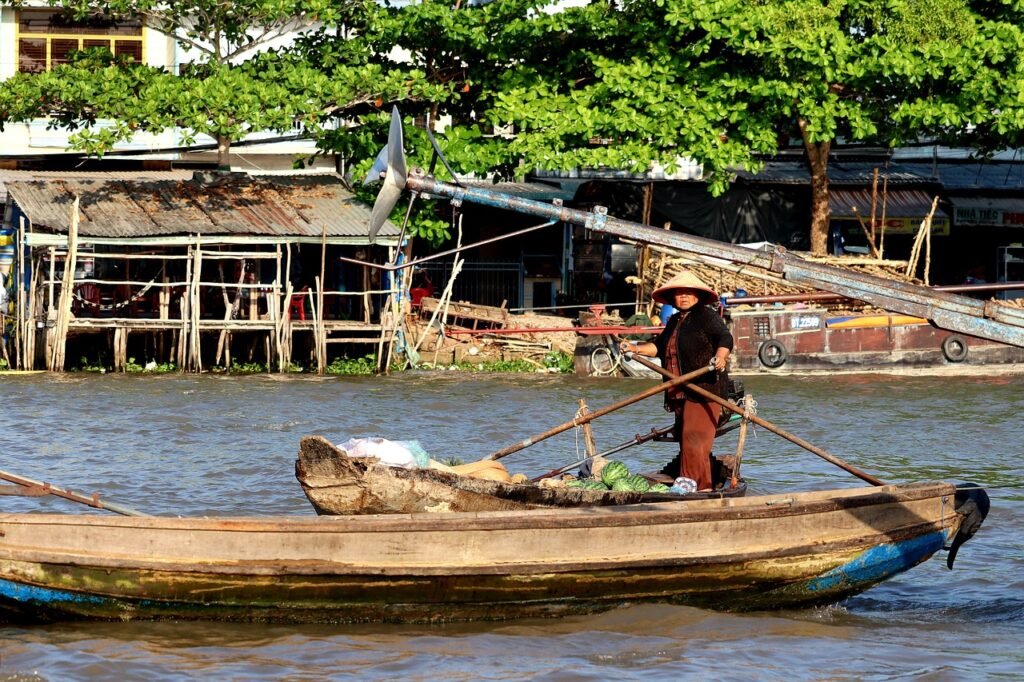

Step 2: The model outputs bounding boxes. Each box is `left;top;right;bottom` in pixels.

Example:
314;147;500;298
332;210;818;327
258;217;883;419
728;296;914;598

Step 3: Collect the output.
67;351;574;376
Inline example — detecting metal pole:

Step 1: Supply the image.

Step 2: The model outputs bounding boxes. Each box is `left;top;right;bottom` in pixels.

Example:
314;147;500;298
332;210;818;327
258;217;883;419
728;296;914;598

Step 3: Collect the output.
403;171;1024;348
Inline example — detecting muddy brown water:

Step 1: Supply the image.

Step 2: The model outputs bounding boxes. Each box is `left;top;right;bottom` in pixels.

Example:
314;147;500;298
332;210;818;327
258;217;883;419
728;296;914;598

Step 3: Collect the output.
1;372;1022;680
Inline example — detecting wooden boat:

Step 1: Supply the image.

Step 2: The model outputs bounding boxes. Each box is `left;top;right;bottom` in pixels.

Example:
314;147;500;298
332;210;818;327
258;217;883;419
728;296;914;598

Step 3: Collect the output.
0;480;987;623
295;435;747;515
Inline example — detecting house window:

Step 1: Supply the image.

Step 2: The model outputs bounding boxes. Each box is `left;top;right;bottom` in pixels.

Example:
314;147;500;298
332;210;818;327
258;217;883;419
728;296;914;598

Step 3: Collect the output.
17;9;143;73
753;316;771;339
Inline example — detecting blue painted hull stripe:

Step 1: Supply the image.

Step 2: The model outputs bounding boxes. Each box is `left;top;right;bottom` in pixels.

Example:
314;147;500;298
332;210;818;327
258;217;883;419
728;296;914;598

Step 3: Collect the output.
806;531;946;593
0;577;109;606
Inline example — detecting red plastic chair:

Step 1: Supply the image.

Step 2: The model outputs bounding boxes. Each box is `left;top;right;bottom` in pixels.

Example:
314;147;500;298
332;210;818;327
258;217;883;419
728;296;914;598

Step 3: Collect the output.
74;283;100;316
409;287;430;310
289;289;307;321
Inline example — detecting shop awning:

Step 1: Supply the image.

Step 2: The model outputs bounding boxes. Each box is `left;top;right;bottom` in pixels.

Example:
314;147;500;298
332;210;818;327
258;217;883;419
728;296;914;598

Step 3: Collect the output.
950;196;1024;227
830;189;949;235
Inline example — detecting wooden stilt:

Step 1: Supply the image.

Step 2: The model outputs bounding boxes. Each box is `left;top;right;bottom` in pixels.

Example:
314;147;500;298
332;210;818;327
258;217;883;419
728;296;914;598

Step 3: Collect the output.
189;238;203;372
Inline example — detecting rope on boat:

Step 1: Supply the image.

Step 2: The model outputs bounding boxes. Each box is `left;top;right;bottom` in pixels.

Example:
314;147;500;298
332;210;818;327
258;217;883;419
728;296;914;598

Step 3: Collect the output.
740;395;758;437
589;346;622;376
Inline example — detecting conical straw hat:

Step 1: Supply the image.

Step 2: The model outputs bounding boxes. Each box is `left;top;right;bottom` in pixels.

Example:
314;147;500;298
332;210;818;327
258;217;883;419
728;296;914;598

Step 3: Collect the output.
652;270;719;305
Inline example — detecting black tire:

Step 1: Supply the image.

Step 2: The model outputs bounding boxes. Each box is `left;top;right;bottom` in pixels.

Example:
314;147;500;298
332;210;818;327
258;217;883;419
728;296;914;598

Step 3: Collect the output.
942;334;969;362
757;339;787;368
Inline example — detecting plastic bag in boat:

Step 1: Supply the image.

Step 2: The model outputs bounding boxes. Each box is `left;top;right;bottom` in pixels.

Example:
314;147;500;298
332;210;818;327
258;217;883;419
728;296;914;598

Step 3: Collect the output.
339;437;430;469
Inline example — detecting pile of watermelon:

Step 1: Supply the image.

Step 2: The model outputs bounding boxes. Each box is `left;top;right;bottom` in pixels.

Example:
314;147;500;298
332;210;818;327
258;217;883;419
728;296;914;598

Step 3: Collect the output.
566;460;670;493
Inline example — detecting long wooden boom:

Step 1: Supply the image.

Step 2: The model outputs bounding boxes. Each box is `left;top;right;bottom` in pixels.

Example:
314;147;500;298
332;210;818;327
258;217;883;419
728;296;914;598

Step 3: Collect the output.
404;171;1024;347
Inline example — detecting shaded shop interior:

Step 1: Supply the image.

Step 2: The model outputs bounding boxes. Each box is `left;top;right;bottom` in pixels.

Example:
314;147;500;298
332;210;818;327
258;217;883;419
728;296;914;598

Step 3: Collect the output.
544;157;1024;298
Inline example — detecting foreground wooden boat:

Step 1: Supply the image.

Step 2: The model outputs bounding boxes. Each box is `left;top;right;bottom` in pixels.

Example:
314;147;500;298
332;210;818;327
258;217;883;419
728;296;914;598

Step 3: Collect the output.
295;435;746;515
0;481;987;623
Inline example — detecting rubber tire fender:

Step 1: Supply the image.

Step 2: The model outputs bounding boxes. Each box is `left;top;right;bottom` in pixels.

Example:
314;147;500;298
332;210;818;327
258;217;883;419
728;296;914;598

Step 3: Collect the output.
941;334;969;363
757;339;787;368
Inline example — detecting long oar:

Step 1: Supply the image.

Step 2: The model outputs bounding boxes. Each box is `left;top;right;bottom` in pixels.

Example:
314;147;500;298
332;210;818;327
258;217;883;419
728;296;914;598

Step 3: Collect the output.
485;364;714;461
530;424;676;482
626;353;886;486
0;468;151;517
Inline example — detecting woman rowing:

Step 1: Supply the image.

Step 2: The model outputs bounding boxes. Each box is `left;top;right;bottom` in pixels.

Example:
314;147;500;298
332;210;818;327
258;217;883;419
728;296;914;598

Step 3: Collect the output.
618;271;733;491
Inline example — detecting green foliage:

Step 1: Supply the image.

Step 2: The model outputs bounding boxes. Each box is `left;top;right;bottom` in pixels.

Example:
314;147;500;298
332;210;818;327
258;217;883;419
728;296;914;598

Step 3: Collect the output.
325;354;378;375
124;357;177;373
74;356;108;373
0;357;8;370
0;1;447;165
542;351;573;373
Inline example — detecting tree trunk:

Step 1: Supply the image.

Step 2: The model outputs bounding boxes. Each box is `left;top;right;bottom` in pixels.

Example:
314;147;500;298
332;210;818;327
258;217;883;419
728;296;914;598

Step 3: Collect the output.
217;135;231;170
798;118;831;256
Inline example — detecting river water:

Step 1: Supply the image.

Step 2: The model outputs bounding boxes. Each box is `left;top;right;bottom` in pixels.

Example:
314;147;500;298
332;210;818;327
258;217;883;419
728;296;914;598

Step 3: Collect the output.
0;372;1021;680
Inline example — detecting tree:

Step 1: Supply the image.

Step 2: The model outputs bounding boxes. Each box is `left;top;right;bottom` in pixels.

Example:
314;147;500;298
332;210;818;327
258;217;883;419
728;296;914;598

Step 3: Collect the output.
0;1;447;168
388;0;1024;255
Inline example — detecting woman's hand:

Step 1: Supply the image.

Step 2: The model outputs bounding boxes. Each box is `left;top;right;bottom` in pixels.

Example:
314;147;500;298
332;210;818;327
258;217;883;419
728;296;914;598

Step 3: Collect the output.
712;349;730;371
619;340;636;354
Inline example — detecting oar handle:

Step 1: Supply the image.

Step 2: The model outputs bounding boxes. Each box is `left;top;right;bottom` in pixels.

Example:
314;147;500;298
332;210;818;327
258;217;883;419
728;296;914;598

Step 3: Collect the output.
486;363;714;461
626;353;886;486
0;468;151;517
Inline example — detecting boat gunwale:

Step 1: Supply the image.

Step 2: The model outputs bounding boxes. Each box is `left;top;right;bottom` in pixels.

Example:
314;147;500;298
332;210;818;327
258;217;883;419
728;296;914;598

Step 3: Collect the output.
0;481;956;534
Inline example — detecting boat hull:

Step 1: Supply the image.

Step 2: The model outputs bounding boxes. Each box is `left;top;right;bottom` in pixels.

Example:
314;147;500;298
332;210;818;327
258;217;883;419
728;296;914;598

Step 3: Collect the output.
295;435;746;515
0;482;965;623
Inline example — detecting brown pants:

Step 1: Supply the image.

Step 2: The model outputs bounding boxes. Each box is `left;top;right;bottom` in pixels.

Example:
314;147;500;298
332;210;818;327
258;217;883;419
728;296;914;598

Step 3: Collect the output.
672;400;721;490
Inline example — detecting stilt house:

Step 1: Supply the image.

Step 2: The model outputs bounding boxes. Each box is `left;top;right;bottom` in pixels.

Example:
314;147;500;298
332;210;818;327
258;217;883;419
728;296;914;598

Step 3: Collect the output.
1;171;401;372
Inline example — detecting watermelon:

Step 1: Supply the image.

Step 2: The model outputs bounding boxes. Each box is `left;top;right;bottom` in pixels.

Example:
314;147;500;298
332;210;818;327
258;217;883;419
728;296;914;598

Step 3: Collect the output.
601;461;630;487
566;479;587;489
624;474;651;493
649;483;670;492
583;480;609;491
610;478;634;492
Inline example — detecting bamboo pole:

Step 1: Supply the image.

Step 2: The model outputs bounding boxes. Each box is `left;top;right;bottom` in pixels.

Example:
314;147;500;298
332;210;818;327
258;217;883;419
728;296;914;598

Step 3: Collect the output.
626;353;885;486
318;224;327;375
578;399;598;459
14;216;24;369
24;256;38;369
869;168;879;246
878;176;889;259
49;198;79;372
485;364;714;461
189;237;202;371
177;245;191;371
314;275;326;374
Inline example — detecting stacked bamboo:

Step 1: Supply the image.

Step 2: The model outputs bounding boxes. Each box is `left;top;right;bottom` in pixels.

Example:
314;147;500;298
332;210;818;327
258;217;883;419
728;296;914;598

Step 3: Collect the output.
642;245;917;315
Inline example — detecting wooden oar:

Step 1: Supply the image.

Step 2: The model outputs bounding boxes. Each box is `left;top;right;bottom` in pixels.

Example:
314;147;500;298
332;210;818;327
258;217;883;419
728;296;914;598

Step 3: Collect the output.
485;364;714;461
626;353;886;486
0;468;151;517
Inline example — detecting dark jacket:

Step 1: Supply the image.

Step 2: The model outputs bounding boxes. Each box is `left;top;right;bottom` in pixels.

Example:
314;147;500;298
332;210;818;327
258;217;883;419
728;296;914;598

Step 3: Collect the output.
653;305;734;404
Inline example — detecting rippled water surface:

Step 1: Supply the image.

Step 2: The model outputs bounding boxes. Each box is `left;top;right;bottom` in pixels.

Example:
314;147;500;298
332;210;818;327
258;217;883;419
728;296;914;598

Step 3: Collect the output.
1;372;1022;680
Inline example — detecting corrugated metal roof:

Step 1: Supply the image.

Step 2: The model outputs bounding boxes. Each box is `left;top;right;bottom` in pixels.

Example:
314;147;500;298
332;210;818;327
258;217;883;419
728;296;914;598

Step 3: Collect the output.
736;161;926;185
829;188;948;219
898;163;1024;190
5;173;399;240
949;196;1024;211
0;169;194;204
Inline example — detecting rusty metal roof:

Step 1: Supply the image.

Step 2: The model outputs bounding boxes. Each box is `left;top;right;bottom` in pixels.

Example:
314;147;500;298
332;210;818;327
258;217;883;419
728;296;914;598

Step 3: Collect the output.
5;172;399;241
0;169;195;204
